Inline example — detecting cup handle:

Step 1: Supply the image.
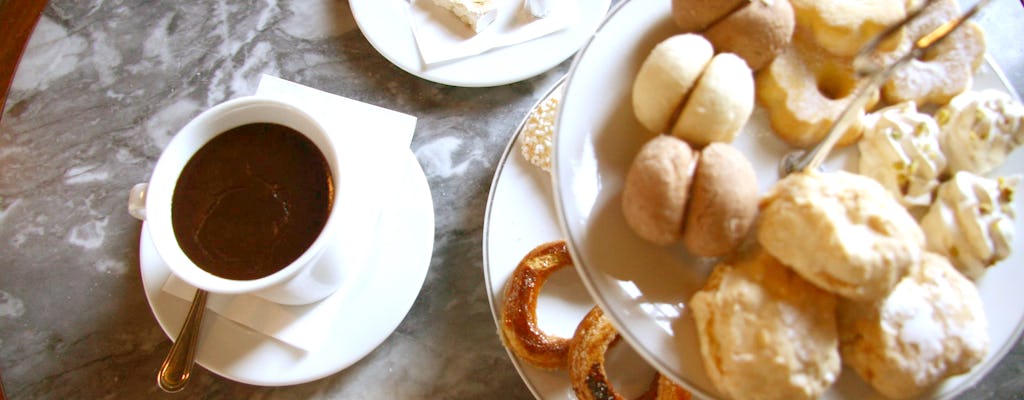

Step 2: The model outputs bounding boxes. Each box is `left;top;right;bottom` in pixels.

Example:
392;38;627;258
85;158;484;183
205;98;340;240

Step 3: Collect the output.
128;183;148;220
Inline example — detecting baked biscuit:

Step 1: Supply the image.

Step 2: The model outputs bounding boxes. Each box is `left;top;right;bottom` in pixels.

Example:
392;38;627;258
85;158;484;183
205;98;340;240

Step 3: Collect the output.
789;0;907;57
633;34;714;135
622;135;697;245
757;171;925;301
874;0;986;106
690;248;840;400
756;32;879;148
839;252;989;399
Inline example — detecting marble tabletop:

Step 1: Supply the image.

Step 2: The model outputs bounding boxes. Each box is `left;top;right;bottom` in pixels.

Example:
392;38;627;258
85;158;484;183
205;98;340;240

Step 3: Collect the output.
1;0;1022;399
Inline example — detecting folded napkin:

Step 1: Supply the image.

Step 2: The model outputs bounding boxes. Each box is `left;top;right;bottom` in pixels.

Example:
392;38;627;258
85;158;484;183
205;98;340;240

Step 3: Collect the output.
408;0;579;66
161;75;417;352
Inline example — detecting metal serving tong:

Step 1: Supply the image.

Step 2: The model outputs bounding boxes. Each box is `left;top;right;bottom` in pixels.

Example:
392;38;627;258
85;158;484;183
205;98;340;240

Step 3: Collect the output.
778;0;992;177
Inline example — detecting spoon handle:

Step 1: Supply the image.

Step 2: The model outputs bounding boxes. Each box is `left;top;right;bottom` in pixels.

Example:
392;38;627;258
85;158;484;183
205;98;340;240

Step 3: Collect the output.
157;289;209;392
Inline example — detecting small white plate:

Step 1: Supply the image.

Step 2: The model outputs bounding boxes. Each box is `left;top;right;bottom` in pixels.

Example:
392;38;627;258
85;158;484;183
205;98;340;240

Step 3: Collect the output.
349;0;610;87
140;150;434;386
553;0;1024;398
483;80;658;398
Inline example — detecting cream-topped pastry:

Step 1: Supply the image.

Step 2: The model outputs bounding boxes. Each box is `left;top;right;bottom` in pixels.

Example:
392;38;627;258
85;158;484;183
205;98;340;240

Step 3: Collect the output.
920;171;1020;279
839;252;989;399
937;89;1024;175
859;101;947;208
432;0;498;33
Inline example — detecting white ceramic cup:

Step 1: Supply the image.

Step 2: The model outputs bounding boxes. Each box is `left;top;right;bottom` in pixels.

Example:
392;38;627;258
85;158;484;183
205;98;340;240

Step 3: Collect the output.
129;96;356;305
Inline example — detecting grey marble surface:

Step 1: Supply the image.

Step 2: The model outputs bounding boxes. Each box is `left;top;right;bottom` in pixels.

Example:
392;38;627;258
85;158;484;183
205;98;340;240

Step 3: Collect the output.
1;0;1022;399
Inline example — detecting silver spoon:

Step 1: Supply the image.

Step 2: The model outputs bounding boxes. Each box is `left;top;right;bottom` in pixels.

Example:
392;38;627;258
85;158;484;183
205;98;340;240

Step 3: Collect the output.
157;289;209;392
778;0;991;177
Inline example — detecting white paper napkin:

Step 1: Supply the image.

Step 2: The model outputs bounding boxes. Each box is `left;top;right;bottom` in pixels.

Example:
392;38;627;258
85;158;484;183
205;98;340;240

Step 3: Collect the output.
408;0;579;66
161;75;417;352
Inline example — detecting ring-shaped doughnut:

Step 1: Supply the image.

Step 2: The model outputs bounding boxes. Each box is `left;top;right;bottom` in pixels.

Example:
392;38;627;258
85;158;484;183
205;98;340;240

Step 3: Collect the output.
569;306;692;400
500;240;575;370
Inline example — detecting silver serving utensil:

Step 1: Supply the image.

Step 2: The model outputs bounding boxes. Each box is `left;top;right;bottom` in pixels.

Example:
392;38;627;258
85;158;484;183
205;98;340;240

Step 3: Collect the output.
525;0;553;18
778;0;991;177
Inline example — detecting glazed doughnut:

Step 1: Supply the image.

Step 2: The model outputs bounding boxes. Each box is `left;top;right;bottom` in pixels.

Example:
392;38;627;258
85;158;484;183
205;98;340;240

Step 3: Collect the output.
756;32;879;148
500;240;575;370
568;306;692;400
789;0;908;57
875;0;986;106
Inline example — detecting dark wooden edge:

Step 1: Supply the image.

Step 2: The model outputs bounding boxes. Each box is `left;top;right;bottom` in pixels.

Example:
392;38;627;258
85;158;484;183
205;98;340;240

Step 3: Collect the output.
0;0;49;124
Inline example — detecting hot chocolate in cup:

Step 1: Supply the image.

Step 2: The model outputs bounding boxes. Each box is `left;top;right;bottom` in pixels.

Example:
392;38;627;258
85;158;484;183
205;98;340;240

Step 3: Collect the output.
130;96;356;305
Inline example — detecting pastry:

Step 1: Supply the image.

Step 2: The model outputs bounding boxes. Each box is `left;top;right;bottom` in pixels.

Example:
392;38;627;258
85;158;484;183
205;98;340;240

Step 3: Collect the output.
920;171;1020;279
520;88;562;172
874;0;987;106
858;101;946;208
682;143;758;257
500;241;575;370
632;34;714;135
839;252;989;399
757;171;925;301
703;0;797;71
937;89;1024;176
671;0;795;71
670;0;748;32
431;0;498;33
789;0;908;57
622;135;697;245
671;52;755;147
756;32;879;148
568;306;693;400
690;248;840;400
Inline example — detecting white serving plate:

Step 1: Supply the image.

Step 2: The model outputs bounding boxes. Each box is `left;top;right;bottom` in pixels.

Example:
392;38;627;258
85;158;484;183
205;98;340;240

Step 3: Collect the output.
551;0;1024;398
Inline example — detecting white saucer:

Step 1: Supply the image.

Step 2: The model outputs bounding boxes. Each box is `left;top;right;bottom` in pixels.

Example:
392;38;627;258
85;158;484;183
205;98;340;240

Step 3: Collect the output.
349;0;610;87
139;150;434;386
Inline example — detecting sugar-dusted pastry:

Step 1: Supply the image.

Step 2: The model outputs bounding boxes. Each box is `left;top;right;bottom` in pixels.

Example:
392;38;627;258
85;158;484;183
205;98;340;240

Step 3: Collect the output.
920;171;1020;279
622;135;697;245
937;89;1024;176
858;101;946;208
875;0;987;106
757;171;925;300
431;0;498;33
756;32;879;148
839;252;989;399
690;248;840;400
